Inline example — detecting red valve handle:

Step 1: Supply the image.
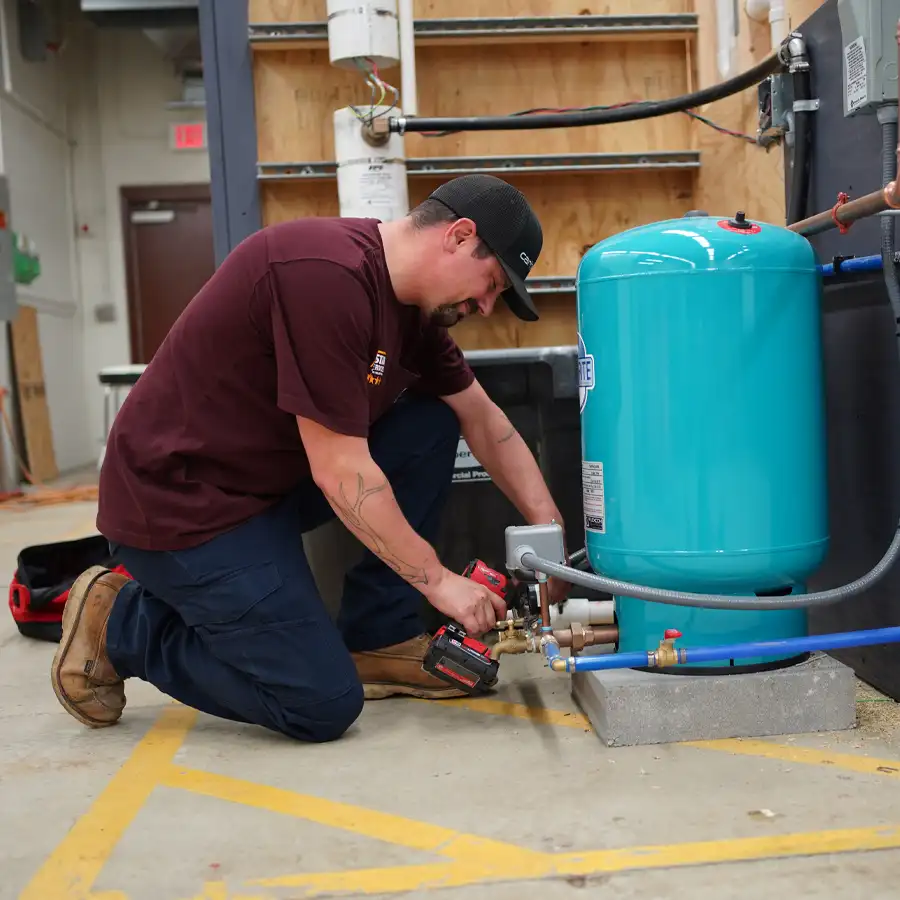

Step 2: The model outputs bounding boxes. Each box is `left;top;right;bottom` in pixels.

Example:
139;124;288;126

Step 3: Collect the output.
664;629;682;640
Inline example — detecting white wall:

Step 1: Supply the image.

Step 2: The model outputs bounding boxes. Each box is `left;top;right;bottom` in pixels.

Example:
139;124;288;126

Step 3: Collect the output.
0;0;86;482
73;24;210;460
0;3;210;480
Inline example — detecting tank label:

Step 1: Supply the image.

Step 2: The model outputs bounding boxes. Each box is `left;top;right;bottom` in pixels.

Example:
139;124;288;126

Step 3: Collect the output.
844;36;868;112
582;461;606;533
577;333;594;414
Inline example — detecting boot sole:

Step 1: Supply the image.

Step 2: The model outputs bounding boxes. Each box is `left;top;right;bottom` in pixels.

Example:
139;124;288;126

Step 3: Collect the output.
50;566;123;729
363;681;470;700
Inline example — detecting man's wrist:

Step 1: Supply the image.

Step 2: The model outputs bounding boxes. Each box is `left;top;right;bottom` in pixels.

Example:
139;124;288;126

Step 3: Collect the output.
419;562;450;598
528;505;564;530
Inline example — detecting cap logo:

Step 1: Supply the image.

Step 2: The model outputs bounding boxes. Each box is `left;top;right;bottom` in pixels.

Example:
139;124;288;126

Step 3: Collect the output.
519;251;534;269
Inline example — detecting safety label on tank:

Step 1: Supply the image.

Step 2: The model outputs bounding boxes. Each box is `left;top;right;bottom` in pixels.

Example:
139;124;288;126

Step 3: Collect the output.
453;437;490;484
844;36;868;112
582;461;606;533
577;333;594;414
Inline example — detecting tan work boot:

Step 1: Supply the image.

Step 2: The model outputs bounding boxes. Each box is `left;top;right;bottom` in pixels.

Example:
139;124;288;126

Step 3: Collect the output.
352;633;470;700
50;565;131;728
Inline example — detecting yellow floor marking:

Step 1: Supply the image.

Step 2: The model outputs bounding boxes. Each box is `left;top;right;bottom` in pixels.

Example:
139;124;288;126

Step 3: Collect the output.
161;765;542;866
19;689;900;899
426;695;592;731
181;884;269;900
686;738;900;777
19;705;197;900
251;823;900;896
433;697;900;779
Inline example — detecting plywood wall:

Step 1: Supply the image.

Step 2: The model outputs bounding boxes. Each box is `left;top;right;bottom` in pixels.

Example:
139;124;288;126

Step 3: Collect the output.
692;0;785;225
250;0;801;349
9;306;58;484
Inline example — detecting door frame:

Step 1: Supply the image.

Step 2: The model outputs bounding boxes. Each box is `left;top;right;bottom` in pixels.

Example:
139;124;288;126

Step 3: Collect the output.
120;184;212;363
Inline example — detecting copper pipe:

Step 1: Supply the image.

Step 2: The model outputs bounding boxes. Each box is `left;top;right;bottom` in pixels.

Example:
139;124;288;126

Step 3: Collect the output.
554;624;619;651
788;185;900;237
539;580;551;631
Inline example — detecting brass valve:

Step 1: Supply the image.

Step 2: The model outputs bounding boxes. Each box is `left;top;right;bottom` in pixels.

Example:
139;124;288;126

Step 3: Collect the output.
652;628;685;668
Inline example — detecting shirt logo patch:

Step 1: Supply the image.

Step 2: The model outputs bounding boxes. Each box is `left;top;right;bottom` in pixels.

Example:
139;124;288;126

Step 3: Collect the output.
367;350;387;386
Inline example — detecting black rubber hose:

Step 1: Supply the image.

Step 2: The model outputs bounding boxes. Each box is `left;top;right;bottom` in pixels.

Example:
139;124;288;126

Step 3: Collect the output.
392;51;785;134
786;67;812;225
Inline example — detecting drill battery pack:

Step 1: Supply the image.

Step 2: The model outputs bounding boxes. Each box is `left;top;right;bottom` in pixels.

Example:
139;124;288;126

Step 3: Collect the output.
422;623;499;694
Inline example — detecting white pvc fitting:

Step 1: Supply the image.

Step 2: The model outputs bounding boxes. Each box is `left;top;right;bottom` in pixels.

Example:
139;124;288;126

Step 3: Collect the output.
744;0;770;23
549;598;615;629
334;106;409;220
326;0;400;69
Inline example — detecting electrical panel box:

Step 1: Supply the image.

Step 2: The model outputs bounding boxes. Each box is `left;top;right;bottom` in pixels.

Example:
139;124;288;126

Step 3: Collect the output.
837;0;900;115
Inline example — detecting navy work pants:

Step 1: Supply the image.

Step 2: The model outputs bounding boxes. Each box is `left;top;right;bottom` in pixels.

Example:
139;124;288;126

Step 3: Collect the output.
104;396;460;742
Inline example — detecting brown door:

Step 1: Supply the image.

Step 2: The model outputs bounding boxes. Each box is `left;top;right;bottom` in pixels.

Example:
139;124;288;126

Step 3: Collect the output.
122;185;216;363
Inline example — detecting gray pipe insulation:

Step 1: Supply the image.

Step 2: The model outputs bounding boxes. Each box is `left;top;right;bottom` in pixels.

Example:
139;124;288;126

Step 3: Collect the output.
528;103;900;612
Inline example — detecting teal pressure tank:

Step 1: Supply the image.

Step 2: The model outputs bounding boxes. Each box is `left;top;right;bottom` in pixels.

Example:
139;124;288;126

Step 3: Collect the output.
576;211;829;671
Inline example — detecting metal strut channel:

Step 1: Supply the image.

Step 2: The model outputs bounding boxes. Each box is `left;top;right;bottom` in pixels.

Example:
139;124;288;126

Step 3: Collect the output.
248;14;699;44
256;152;701;181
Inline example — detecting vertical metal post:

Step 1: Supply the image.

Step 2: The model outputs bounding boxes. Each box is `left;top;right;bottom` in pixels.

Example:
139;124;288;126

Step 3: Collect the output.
198;0;261;266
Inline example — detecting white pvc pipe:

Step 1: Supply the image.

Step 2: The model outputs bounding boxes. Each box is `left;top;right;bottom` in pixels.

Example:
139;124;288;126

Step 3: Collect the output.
549;598;615;629
768;0;788;49
398;0;417;116
744;0;787;51
715;0;737;77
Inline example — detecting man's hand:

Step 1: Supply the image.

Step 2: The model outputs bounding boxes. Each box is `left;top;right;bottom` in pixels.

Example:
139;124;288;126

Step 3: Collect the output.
425;569;507;636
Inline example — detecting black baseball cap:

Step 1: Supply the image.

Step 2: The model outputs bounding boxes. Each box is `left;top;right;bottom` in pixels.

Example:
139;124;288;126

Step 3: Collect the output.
428;174;543;322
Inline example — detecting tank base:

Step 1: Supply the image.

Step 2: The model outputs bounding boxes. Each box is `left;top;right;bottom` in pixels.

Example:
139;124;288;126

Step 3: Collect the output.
571;652;856;747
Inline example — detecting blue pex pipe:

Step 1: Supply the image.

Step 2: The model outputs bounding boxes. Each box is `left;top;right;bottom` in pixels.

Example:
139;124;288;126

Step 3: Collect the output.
818;254;883;276
548;625;900;673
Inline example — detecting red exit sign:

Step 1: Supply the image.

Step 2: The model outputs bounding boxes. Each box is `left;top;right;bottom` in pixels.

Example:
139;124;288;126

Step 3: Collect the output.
170;122;206;150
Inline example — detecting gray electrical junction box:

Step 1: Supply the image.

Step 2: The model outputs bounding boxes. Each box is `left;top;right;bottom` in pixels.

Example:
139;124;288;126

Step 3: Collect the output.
837;0;900;114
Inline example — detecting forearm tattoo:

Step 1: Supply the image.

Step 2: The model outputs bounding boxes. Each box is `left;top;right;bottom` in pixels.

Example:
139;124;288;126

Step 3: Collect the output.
325;473;430;586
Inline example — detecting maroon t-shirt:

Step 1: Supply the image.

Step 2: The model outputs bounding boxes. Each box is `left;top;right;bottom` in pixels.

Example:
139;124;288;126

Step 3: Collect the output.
97;217;475;551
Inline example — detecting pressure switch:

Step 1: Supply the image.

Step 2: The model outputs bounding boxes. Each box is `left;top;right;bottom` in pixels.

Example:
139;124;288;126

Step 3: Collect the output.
837;0;900;115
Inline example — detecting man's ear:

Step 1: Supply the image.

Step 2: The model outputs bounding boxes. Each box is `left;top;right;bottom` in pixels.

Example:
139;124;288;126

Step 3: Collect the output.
444;217;477;251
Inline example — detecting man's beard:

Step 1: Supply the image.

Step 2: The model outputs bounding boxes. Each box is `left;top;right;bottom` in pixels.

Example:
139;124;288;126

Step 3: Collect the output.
430;299;476;328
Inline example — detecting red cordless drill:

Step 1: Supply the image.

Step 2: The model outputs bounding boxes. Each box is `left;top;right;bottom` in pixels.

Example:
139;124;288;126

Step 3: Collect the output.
421;559;508;694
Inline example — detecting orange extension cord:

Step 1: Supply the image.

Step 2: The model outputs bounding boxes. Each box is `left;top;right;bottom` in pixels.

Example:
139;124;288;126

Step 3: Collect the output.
0;387;99;510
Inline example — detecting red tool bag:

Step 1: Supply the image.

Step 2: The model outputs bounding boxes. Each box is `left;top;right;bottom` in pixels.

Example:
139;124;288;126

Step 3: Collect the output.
8;534;130;643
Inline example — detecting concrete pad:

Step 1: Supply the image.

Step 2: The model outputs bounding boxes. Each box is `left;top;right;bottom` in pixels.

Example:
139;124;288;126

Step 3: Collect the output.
572;652;857;747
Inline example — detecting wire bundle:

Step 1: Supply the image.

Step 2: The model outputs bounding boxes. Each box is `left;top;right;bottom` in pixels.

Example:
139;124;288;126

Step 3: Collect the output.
350;57;400;126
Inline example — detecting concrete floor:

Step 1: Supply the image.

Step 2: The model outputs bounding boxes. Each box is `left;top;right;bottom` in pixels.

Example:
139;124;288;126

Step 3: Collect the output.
4;495;900;899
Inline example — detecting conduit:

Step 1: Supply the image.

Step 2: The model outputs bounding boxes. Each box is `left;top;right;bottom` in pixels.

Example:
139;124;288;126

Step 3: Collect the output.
786;36;813;225
522;541;900;610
